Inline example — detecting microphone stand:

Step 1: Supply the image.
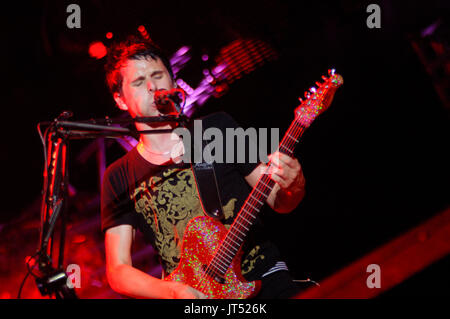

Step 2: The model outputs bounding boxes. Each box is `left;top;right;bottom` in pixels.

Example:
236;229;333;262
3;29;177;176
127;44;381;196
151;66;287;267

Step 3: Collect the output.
33;110;189;299
39;113;189;138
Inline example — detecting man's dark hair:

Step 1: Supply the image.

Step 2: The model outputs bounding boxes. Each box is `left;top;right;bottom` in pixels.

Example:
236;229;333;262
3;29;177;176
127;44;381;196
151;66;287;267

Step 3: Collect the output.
104;35;174;95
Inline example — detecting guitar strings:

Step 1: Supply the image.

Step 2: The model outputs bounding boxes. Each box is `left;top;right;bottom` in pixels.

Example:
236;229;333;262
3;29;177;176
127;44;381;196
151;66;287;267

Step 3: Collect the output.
195;123;306;295
207;120;305;277
208;95;320;278
198;119;306;290
204;121;305;287
193;81;328;296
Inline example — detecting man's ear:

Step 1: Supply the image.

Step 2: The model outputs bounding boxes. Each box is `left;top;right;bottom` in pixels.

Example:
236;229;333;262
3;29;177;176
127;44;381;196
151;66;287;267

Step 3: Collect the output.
113;92;128;111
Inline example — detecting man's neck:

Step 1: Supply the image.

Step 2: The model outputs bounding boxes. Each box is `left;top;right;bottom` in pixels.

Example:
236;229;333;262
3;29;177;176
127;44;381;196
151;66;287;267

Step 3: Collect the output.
136;122;183;165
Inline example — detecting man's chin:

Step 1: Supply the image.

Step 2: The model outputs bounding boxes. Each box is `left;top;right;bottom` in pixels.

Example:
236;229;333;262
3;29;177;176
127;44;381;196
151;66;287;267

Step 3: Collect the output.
141;106;162;118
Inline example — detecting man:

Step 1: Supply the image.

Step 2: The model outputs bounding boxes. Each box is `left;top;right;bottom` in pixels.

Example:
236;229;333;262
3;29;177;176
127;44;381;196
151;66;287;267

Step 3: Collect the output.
101;35;306;299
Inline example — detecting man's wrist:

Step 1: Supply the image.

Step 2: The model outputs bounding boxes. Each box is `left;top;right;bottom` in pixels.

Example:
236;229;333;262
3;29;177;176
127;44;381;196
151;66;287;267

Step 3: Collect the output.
274;180;305;213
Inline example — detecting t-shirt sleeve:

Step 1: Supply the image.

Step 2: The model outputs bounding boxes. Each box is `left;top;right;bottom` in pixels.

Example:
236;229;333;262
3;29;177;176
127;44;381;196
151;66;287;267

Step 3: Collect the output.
205;112;261;177
101;163;138;233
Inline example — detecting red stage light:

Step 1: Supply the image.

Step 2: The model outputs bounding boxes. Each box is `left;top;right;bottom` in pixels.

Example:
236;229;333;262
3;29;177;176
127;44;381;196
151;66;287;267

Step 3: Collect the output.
215;39;278;83
138;25;151;40
88;41;107;59
106;32;113;39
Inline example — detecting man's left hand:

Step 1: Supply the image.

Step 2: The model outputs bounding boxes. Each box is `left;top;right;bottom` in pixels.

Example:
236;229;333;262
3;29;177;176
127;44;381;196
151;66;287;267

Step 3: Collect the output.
268;151;305;193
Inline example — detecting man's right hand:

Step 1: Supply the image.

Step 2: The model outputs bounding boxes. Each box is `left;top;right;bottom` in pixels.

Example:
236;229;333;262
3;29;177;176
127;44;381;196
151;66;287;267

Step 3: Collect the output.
105;225;208;299
168;281;208;299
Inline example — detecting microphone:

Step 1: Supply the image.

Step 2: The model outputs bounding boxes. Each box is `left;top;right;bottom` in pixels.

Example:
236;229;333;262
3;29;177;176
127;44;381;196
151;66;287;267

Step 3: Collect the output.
154;88;184;114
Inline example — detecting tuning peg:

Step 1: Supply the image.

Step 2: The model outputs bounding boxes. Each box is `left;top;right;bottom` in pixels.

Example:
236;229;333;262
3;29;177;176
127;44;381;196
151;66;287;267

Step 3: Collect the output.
328;68;336;76
315;81;322;87
309;87;316;93
298;97;303;103
304;91;311;98
322;75;327;81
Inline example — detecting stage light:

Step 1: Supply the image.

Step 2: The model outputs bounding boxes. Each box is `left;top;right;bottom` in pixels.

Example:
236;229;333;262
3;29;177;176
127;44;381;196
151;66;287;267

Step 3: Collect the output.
214;39;278;83
88;41;107;59
138;25;150;40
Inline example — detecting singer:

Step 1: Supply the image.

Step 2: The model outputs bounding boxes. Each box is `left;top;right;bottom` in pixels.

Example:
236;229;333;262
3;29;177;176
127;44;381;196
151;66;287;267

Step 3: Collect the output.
101;35;307;298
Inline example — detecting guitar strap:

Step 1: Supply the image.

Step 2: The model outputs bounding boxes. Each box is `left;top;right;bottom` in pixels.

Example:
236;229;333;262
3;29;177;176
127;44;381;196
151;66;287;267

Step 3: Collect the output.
184;118;224;220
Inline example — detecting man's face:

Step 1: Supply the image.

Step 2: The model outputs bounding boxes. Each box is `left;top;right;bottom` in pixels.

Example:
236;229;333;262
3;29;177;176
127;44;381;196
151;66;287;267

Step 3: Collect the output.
114;57;174;117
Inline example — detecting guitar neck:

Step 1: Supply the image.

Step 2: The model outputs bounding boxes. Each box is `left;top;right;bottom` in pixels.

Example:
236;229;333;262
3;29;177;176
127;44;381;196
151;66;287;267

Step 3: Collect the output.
210;119;307;276
206;70;343;278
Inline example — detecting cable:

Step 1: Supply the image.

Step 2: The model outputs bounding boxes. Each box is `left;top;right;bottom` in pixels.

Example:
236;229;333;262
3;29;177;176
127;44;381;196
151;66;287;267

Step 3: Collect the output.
17;251;41;298
37;123;53;253
37;122;48;171
17;271;29;299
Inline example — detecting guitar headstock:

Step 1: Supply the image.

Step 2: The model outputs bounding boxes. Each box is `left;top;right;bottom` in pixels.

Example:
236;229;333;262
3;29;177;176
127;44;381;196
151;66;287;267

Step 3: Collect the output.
295;68;343;127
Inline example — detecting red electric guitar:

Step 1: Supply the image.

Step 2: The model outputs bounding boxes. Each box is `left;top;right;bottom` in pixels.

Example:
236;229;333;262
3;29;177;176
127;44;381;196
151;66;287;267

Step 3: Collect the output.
165;69;344;298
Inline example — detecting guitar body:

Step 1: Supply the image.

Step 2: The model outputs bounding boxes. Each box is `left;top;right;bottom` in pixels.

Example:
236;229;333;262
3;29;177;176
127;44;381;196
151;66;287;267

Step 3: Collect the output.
164;216;261;299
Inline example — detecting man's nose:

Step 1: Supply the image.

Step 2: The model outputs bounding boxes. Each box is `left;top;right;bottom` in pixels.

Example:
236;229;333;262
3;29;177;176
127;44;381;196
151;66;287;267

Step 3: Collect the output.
147;80;157;92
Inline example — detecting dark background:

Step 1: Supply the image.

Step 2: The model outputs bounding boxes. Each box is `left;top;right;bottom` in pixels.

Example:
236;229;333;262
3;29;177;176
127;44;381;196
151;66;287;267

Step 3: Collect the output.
1;0;449;298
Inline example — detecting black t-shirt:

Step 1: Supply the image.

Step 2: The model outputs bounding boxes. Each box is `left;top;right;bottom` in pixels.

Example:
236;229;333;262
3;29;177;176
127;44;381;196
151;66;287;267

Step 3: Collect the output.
101;112;282;280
